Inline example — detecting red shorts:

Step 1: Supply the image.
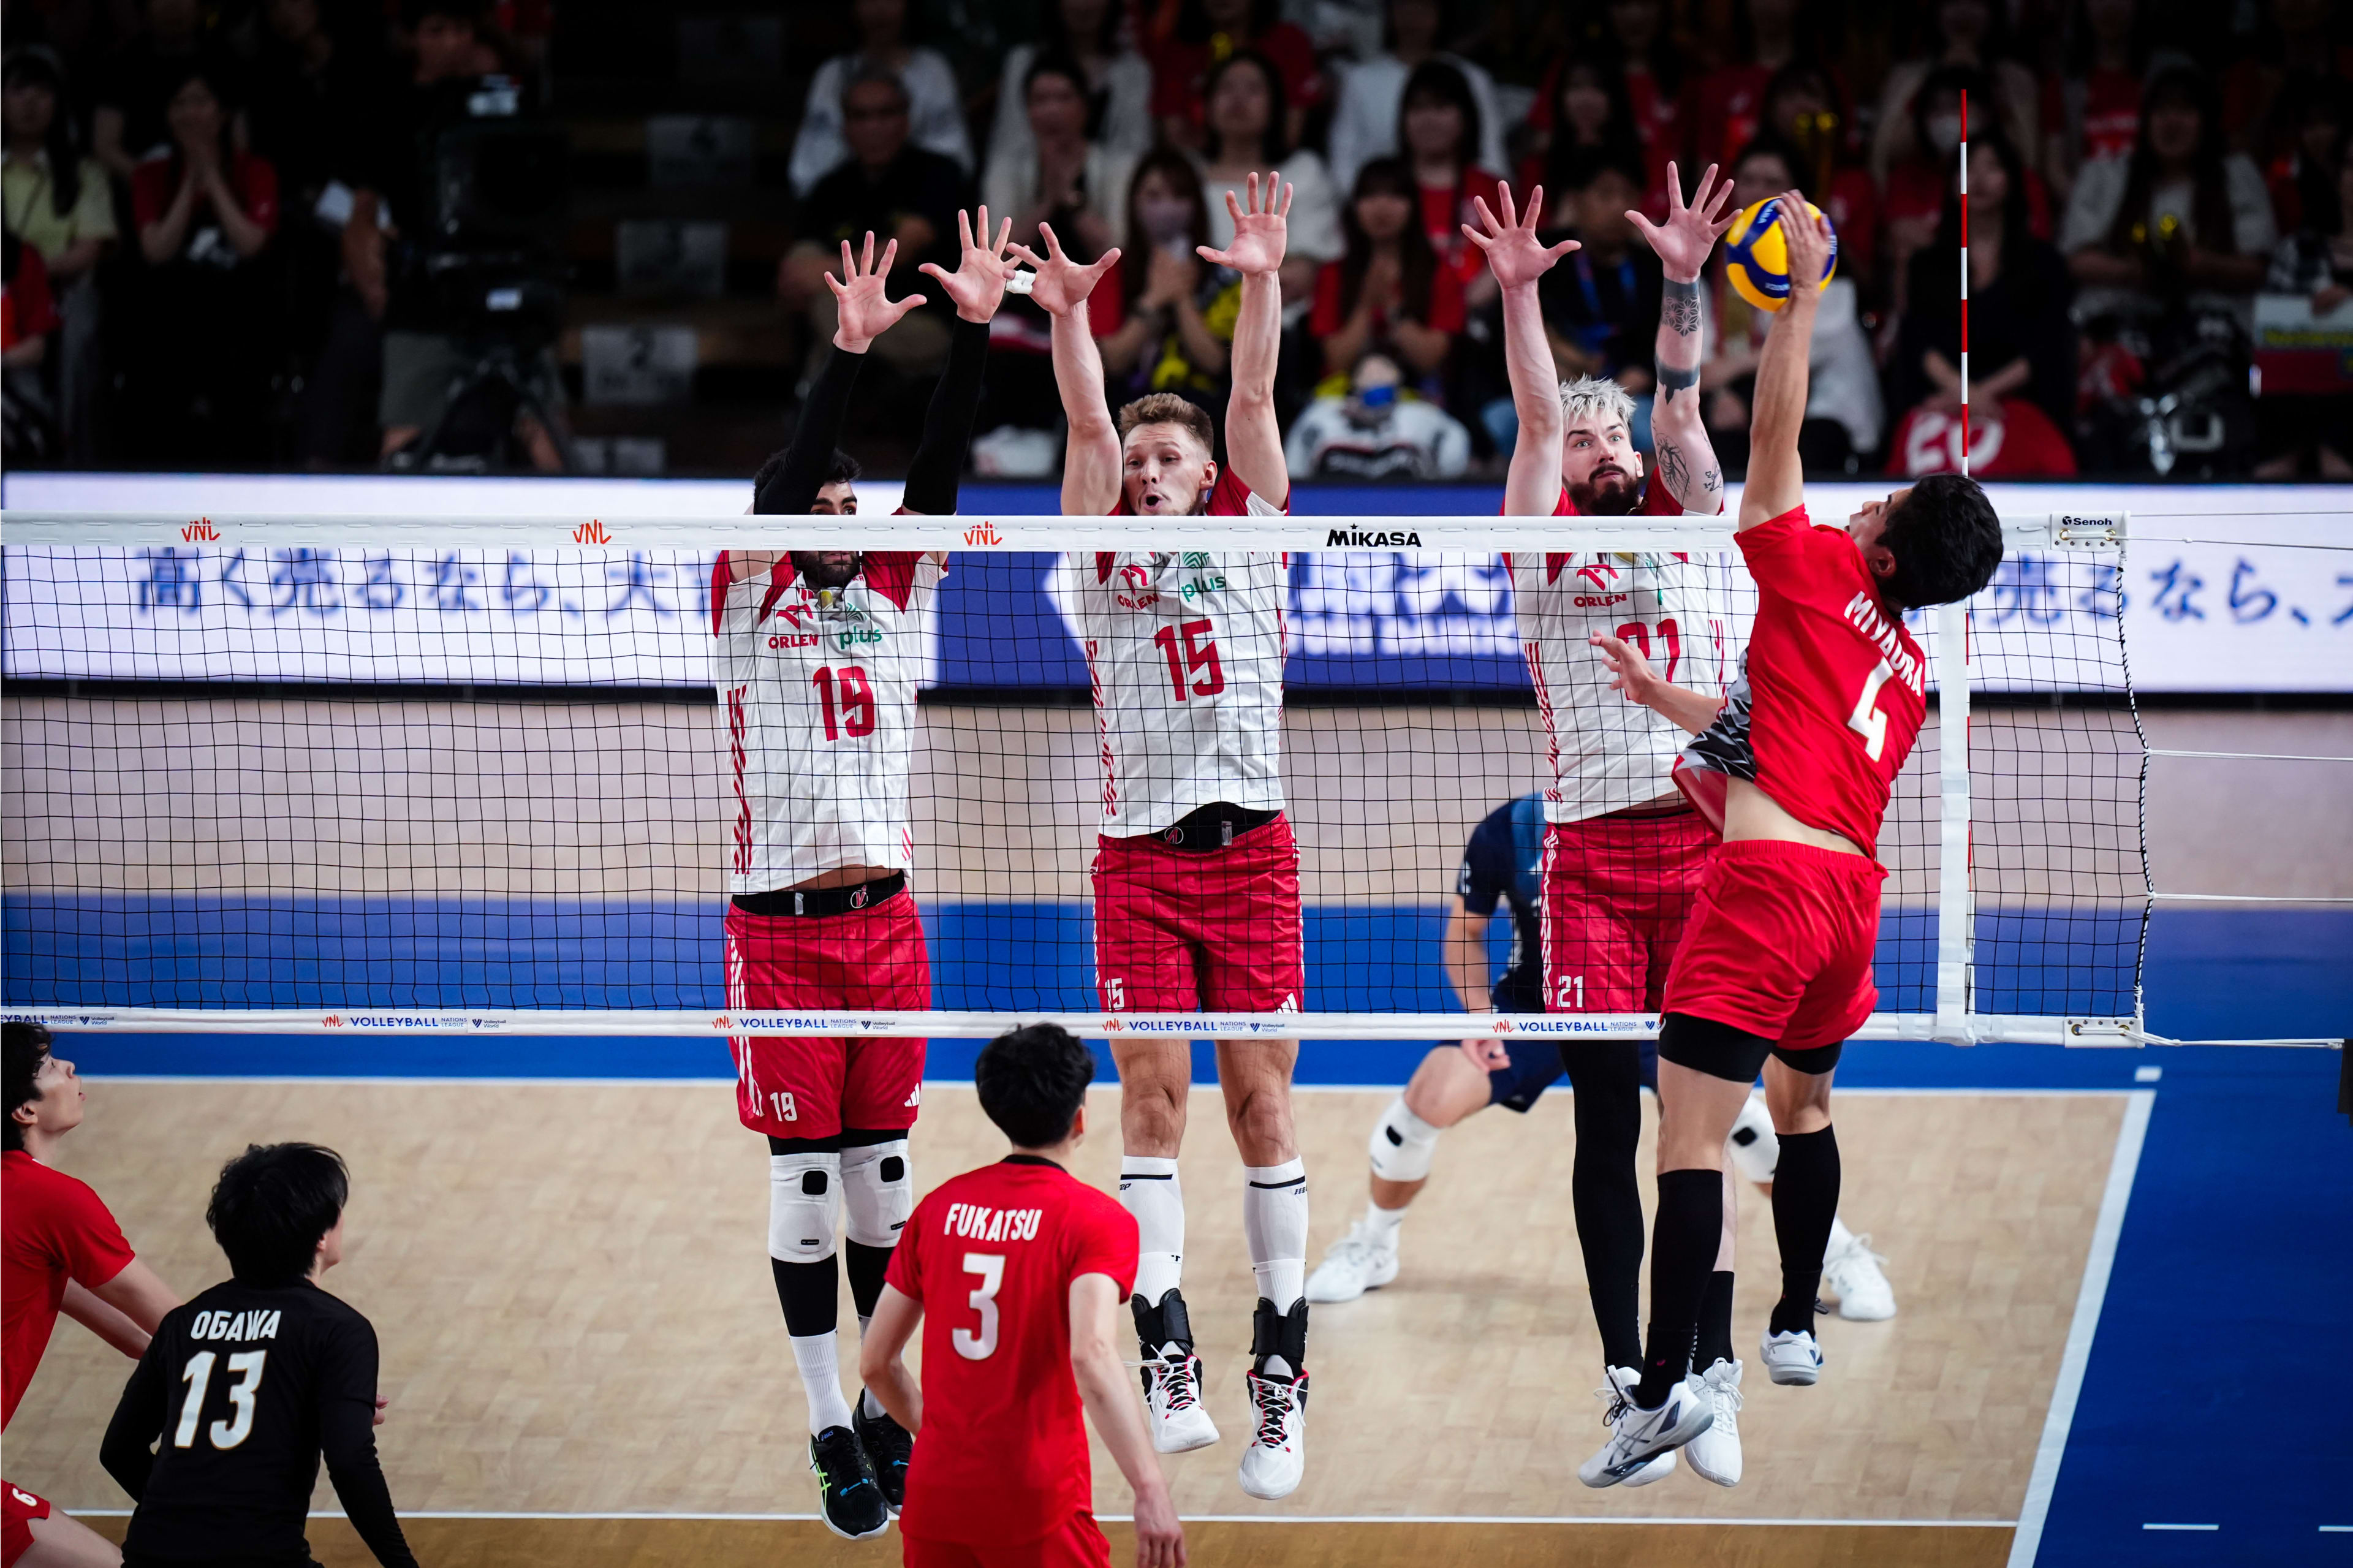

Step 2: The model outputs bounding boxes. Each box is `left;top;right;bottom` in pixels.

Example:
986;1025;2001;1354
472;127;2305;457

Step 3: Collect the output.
2;1481;51;1568
1540;807;1716;1013
902;1510;1111;1568
1093;814;1303;1013
724;893;930;1140
1662;838;1885;1052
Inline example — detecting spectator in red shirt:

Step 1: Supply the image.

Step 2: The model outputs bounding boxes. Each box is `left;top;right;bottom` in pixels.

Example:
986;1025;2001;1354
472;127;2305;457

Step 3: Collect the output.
2;234;59;463
1150;0;1324;153
1882;65;2054;321
1311;156;1464;388
1398;59;1505;312
1523;0;1692;224
124;59;279;467
861;1021;1183;1568
2042;0;2151;208
1690;0;1829;176
1870;0;2040;197
1759;59;1880;296
3;1023;183;1568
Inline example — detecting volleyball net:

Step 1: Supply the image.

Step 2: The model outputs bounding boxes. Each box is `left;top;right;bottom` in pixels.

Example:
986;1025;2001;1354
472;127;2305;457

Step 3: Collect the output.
0;510;2145;1044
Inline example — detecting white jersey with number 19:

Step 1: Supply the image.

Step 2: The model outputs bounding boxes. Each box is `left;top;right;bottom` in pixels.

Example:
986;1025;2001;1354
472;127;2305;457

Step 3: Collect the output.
711;551;943;892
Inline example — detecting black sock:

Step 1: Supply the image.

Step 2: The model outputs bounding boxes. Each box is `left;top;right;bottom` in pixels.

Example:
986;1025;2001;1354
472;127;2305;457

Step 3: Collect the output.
1770;1125;1841;1337
846;1240;892;1322
1694;1270;1735;1372
771;1253;840;1338
1564;1042;1646;1370
1634;1169;1722;1409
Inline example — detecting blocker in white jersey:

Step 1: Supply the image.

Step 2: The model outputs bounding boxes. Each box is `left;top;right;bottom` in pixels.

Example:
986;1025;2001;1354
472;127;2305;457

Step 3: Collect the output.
711;551;943;892
1507;550;1732;828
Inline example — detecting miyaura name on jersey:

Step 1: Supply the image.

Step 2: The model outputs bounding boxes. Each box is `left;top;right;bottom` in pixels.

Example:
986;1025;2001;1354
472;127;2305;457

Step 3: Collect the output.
1115;553;1232;610
941;1202;1045;1243
765;596;886;653
188;1309;284;1341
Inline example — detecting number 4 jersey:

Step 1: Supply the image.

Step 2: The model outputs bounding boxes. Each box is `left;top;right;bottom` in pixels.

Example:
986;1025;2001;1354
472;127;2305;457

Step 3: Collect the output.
1675;506;1928;858
885;1156;1139;1550
712;551;944;892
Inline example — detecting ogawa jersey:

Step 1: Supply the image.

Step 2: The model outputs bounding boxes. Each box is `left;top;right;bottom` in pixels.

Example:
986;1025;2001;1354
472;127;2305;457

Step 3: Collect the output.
712;551;944;891
1067;473;1289;834
1509;550;1733;824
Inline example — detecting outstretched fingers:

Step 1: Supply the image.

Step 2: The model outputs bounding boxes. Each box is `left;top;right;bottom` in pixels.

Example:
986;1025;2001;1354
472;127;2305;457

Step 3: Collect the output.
1496;180;1520;232
1523;184;1545;232
1275;173;1292;218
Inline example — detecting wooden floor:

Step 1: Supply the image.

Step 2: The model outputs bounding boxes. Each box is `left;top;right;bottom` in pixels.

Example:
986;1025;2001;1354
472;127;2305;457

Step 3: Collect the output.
15;1080;2123;1564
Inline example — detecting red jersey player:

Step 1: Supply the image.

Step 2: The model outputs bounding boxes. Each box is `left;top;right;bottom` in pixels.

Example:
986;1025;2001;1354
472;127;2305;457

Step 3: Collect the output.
861;1023;1184;1568
3;1023;182;1568
716;212;1017;1538
1580;195;2001;1487
1012;176;1313;1501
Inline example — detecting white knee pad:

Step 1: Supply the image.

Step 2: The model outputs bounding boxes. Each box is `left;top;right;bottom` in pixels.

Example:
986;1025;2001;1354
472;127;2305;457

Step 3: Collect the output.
769;1150;843;1263
1727;1092;1780;1185
1368;1096;1442;1184
840;1138;913;1249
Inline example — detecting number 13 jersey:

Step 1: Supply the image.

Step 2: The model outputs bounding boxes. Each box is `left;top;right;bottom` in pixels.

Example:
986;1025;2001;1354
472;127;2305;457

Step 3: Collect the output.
711;551;944;893
1066;472;1289;833
1675;506;1927;858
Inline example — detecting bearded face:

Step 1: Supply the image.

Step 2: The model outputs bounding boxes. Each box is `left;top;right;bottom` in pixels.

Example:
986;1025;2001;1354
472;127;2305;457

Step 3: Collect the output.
790;550;861;591
1562;417;1644;515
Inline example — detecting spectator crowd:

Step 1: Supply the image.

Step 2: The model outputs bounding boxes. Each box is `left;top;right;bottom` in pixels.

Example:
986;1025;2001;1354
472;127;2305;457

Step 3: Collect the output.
4;0;2351;481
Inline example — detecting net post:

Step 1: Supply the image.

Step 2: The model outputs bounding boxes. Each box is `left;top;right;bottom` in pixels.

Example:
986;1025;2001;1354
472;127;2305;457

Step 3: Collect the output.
1933;599;1975;1045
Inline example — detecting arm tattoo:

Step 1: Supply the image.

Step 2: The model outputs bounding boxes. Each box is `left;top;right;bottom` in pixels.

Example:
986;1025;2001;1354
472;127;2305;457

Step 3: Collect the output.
1657;441;1690;498
1662;278;1701;338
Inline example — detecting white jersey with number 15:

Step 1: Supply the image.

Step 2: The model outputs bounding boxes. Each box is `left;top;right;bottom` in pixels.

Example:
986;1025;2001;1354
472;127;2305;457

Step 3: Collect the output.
1067;548;1288;835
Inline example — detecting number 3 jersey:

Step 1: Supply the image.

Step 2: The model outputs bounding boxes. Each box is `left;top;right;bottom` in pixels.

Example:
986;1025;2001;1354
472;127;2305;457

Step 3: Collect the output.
885;1156;1139;1547
1507;549;1733;825
1675;506;1927;859
711;551;944;892
1065;472;1289;833
104;1278;418;1567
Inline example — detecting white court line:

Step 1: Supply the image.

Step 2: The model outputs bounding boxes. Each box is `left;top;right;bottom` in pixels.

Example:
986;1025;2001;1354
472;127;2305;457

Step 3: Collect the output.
2006;1088;2155;1568
58;1509;2012;1526
2141;1523;2219;1531
2320;1525;2353;1532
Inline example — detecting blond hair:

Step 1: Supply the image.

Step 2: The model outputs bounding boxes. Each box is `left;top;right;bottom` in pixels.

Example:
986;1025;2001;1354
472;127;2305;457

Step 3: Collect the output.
1558;376;1636;433
1116;393;1216;451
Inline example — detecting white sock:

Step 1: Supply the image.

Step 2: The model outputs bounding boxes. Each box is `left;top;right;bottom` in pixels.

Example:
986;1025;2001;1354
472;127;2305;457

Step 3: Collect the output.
1244;1158;1310;1312
1363;1198;1406;1243
790;1330;854;1435
1120;1156;1184;1308
1828;1214;1855;1254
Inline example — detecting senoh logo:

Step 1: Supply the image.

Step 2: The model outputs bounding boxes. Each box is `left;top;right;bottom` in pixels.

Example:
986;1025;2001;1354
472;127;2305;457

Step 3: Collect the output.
962;521;1003;547
182;518;220;542
1327;528;1423;547
573;520;613;545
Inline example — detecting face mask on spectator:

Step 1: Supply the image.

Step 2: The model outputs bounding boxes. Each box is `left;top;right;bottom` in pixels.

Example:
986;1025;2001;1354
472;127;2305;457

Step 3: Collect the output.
1140;197;1194;251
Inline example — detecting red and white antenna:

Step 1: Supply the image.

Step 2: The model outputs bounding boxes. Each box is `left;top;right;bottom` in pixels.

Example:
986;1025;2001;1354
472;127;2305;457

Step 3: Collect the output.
1958;88;1971;475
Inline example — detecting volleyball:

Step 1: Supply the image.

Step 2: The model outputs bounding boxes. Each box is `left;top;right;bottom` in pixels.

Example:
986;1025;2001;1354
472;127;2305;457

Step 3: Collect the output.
1721;195;1839;312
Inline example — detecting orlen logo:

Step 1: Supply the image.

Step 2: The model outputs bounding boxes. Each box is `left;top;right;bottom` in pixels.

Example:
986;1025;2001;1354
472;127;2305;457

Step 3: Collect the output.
182;518;220;542
962;521;1002;547
322;1015;344;1028
573;520;613;545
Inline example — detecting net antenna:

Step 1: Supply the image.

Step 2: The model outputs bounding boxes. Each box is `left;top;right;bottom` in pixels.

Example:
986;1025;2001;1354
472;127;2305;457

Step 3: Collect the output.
1;510;2137;1045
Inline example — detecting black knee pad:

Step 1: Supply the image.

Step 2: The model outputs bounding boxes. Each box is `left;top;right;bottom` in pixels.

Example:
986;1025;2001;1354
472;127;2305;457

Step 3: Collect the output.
1658;1013;1776;1085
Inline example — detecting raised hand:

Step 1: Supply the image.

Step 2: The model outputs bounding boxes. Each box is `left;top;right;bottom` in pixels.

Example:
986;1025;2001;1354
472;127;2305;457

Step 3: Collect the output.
1771;189;1834;307
1590;628;1665;708
1006;223;1121;319
1630;161;1738;284
1197;171;1290;276
918;205;1020;325
1461;183;1578;292
827;232;925;352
